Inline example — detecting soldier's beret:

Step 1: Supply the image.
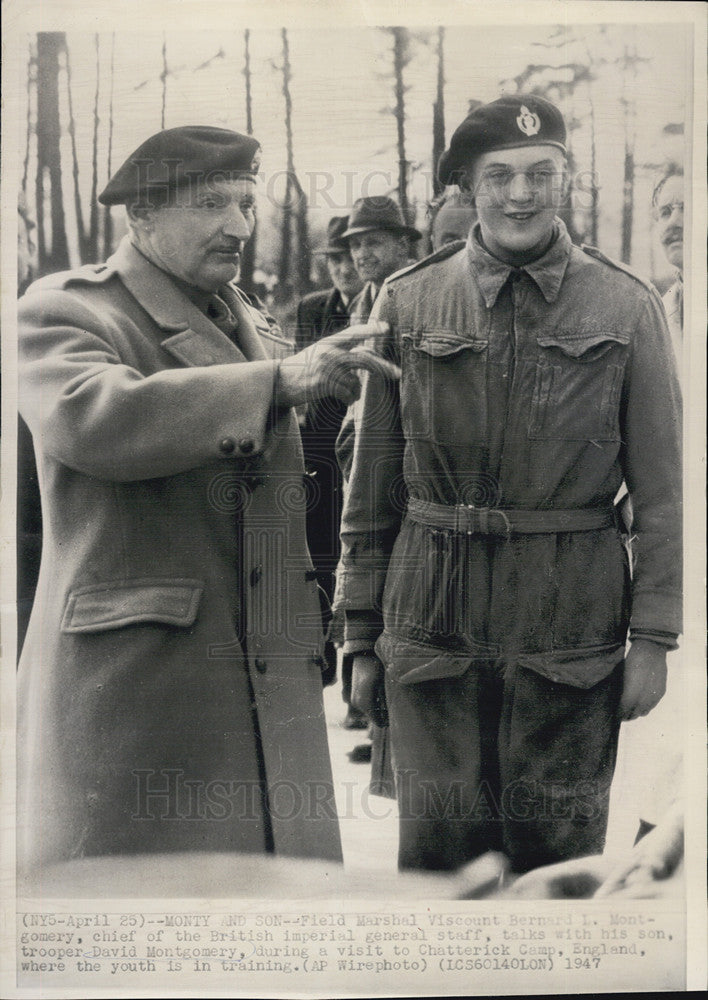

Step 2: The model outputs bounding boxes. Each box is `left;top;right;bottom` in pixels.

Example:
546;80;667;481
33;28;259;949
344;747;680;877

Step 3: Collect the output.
438;95;567;186
98;126;261;206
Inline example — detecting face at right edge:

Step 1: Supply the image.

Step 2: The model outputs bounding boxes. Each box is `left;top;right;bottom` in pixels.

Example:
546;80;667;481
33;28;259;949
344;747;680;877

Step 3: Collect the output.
655;174;684;273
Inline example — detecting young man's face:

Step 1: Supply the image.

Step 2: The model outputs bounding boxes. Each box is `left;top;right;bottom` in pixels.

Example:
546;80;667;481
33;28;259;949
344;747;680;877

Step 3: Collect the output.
347;230;409;288
467;145;566;264
138;177;257;291
655;174;684;272
326;250;363;300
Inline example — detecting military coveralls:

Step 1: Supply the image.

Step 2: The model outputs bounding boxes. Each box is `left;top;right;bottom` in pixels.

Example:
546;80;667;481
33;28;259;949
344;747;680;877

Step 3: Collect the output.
336;220;682;873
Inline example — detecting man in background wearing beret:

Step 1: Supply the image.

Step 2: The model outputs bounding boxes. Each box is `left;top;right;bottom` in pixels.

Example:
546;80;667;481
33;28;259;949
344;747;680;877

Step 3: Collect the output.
17;125;395;872
295;217;365;720
337;96;682;873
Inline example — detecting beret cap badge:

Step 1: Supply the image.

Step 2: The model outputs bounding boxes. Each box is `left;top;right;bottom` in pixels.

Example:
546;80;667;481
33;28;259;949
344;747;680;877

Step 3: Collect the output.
516;105;541;137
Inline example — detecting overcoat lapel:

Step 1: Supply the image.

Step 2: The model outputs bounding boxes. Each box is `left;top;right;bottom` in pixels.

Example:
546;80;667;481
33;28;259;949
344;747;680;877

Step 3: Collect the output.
110;237;250;366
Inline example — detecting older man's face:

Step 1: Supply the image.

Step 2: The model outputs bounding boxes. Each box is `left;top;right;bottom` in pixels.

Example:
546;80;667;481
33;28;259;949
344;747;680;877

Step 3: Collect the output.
141;177;257;290
326;250;363;300
655;175;684;272
348;230;408;288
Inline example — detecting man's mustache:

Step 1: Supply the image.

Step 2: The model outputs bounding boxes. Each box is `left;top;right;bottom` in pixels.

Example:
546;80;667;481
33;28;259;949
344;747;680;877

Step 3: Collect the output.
662;228;683;244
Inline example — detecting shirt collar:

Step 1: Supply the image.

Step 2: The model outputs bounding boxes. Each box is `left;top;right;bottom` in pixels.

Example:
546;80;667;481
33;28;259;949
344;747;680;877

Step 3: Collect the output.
466;218;572;307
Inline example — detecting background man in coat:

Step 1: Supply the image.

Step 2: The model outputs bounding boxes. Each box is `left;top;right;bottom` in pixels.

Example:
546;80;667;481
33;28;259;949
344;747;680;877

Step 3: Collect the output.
17;125;395;872
336;197;421;780
337;96;682;873
295;217;364;716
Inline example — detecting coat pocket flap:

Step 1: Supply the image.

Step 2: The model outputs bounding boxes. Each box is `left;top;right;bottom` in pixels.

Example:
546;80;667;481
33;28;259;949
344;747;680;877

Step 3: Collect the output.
517;644;625;689
375;632;474;684
405;333;488;358
61;578;204;633
536;331;629;360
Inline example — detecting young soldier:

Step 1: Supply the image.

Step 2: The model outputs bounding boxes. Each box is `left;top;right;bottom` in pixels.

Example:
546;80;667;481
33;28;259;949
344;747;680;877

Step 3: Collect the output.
336;96;682;873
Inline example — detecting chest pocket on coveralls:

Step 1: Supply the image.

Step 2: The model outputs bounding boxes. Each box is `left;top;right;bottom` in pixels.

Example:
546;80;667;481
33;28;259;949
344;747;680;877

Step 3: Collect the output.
528;331;629;442
401;332;488;445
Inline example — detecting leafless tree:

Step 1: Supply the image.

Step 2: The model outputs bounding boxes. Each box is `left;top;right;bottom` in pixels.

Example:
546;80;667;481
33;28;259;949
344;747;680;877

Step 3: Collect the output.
35;32;70;275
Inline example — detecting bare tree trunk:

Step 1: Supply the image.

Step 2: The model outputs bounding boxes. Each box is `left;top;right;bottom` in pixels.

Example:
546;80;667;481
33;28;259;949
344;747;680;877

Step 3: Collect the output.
87;34;101;262
587;93;599;245
620;46;637;264
36;32;70;275
22;40;36;199
295;175;312;295
240;29;257;294
244;28;253;134
431;26;446;199
160;35;168;129
65;39;88;261
392;27;409;217
277;27;297;300
103;33;116;259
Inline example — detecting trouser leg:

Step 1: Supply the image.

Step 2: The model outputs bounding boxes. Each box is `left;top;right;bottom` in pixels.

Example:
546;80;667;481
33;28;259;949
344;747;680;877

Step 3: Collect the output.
498;663;623;874
385;663;504;871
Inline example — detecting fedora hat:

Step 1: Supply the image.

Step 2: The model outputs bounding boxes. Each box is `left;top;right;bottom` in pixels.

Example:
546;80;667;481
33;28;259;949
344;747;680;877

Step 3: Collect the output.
341;196;421;241
314;216;352;255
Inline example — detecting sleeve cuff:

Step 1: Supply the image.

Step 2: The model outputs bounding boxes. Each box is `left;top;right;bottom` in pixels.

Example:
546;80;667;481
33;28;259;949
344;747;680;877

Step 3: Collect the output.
344;610;383;652
629;629;679;650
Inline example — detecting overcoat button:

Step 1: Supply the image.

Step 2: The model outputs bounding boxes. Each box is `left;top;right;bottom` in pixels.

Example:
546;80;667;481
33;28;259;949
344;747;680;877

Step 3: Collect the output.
219;437;236;455
250;566;263;586
255;658;268;673
239;438;255;455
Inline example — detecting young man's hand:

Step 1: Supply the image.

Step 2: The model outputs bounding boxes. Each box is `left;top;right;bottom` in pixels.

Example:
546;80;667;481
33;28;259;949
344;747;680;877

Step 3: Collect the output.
351;652;388;727
620;639;668;720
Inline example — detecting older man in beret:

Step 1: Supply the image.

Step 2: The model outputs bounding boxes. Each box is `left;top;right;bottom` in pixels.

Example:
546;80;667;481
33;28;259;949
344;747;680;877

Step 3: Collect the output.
17;126;395;871
337;96;682;873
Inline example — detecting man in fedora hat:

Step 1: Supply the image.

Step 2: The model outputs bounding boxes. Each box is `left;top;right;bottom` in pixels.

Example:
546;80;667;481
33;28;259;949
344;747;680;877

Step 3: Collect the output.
333;196;421;781
17;126;396;872
337;95;681;873
295;217;365;719
342;196;421;329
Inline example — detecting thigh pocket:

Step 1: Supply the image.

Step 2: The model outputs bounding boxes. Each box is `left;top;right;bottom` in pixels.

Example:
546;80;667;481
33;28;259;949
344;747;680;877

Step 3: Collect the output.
375;632;475;685
528;332;628;442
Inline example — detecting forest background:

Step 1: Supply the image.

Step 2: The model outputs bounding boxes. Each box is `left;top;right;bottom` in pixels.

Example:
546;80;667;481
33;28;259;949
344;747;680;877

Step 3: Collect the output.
16;22;688;331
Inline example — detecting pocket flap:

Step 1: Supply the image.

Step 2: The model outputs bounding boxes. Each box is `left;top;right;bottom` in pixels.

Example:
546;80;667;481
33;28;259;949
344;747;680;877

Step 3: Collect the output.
536;331;628;360
61;578;204;633
375;632;474;684
517;644;625;689
406;334;488;359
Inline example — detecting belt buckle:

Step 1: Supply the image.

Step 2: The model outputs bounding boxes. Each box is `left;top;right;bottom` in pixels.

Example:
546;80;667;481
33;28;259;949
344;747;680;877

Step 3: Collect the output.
462;504;512;537
460;503;488;535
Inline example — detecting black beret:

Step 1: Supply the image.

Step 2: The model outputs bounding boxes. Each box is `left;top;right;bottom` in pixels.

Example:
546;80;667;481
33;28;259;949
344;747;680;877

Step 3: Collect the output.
98;126;261;206
438;95;566;186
